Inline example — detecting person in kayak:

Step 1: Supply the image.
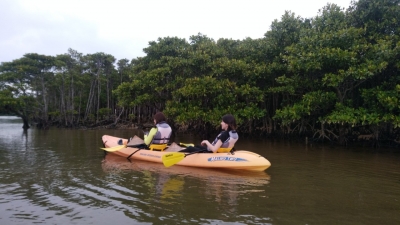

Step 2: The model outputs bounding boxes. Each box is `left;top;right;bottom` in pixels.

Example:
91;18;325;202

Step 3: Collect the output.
180;114;238;153
124;112;172;149
144;112;172;146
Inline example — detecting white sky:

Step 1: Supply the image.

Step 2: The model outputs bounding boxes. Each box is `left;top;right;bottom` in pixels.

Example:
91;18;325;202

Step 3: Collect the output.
0;0;352;63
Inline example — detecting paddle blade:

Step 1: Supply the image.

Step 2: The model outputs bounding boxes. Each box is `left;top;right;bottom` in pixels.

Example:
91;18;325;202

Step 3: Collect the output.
101;145;126;152
179;142;194;147
162;152;185;167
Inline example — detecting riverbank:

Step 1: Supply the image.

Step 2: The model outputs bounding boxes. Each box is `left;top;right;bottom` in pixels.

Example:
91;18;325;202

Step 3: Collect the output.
12;116;400;151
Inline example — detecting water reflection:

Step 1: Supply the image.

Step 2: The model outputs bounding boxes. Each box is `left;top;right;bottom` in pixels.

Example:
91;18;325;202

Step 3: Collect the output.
102;153;270;215
102;154;270;184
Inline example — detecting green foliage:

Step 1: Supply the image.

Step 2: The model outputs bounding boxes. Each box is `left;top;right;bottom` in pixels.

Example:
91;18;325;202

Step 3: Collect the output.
274;91;336;124
0;89;18;113
324;103;384;126
87;113;95;122
48;111;60;118
347;0;400;37
271;0;400;141
1;0;400;141
165;76;265;129
128;114;136;121
98;108;112;119
358;83;400;127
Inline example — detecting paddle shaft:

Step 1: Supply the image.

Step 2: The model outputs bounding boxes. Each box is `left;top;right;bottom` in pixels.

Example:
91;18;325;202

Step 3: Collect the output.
162;149;207;167
184;149;207;156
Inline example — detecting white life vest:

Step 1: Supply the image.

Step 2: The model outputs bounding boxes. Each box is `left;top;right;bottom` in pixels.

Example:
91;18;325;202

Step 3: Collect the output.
151;122;172;144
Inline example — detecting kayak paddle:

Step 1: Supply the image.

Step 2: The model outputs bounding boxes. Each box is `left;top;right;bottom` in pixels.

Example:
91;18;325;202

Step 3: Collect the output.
162;150;204;167
101;144;126;152
102;142;177;152
179;142;194;147
102;140;192;153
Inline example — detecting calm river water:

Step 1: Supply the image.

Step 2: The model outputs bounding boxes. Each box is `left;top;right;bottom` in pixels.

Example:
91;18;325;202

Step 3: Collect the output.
0;116;399;225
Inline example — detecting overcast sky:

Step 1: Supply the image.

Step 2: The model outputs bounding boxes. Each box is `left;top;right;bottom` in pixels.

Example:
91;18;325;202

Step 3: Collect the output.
0;0;352;63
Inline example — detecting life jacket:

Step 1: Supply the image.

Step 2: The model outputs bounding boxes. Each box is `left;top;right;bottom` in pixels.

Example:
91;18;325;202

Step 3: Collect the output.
151;122;172;144
211;130;239;153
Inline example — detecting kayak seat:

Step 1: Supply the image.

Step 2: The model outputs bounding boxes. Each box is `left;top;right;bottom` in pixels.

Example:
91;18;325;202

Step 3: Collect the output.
149;144;168;151
216;147;232;153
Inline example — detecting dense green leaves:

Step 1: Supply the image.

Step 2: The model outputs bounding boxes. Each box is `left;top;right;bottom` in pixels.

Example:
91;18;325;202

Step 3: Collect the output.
266;0;400;142
165;76;264;129
1;0;400;143
274;91;336;124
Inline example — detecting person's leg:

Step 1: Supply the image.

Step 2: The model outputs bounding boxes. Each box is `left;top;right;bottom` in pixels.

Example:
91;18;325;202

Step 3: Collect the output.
179;146;207;152
127;143;149;149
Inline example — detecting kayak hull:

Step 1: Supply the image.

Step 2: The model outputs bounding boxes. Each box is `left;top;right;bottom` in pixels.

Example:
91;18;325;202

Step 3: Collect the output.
101;135;271;171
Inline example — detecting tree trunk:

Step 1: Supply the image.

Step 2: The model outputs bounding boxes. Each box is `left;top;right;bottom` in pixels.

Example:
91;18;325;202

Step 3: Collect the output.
21;116;30;130
338;125;346;145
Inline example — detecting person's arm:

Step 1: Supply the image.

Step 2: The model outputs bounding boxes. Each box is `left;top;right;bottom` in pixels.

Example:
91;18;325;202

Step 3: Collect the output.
201;131;230;152
201;139;223;153
144;127;158;145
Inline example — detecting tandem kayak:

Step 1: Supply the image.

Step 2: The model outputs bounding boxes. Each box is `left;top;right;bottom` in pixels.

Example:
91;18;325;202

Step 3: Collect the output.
101;135;271;171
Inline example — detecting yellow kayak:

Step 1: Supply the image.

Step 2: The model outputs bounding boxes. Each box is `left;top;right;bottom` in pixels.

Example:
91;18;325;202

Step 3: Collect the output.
101;135;271;171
